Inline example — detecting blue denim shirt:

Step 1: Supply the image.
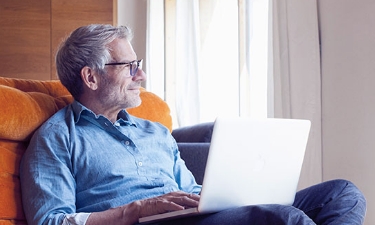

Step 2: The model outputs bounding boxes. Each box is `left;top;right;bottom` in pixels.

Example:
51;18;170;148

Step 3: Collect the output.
20;101;202;225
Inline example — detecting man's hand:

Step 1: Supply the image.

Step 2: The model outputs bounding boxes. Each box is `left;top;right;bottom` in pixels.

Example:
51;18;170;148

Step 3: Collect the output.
87;191;200;225
135;191;200;218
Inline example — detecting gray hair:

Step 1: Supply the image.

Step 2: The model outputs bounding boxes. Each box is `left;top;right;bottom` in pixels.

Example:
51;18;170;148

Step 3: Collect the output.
55;24;133;99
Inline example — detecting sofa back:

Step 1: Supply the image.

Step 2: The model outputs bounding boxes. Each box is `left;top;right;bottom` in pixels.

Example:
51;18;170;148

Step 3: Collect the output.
0;77;172;225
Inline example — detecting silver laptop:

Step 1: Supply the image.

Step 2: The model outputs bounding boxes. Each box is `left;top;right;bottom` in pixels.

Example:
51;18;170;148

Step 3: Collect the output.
139;117;311;224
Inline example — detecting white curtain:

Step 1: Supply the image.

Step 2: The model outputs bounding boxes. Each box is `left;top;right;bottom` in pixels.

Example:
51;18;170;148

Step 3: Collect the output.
146;1;323;190
146;0;165;98
174;0;201;127
147;0;239;128
270;0;322;189
174;0;240;127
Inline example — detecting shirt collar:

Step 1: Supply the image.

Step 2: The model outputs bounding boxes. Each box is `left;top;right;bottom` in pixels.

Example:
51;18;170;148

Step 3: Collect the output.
71;100;137;127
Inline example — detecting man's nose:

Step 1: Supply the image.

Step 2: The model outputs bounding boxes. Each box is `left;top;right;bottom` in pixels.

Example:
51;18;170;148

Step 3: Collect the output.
133;68;147;81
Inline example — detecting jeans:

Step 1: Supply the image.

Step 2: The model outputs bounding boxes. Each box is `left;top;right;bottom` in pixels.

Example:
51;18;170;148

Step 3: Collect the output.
158;179;366;225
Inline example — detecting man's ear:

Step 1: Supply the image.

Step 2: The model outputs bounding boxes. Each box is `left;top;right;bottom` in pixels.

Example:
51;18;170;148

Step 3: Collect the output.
81;66;99;90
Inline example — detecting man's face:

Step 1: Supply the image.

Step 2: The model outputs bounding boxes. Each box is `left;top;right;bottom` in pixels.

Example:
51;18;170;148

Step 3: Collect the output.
97;38;146;111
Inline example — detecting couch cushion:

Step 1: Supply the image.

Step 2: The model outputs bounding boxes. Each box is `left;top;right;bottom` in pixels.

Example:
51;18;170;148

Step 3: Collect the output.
0;141;27;224
0;78;70;97
127;91;172;132
172;122;214;143
178;143;210;185
0;85;73;141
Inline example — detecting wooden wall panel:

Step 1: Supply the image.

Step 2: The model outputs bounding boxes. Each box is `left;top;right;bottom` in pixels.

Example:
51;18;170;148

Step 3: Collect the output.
0;0;51;80
51;0;114;79
0;0;114;80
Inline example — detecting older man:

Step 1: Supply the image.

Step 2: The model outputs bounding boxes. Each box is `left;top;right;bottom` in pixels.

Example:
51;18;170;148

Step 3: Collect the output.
20;24;366;225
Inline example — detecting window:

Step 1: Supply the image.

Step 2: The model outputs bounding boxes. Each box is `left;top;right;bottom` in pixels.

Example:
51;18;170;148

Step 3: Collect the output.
147;0;269;127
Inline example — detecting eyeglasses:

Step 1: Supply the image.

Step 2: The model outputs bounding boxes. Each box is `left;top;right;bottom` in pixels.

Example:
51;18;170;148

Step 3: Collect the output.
105;59;143;76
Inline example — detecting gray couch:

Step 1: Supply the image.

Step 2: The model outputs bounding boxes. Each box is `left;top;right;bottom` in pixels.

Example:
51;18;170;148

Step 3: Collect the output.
172;122;215;185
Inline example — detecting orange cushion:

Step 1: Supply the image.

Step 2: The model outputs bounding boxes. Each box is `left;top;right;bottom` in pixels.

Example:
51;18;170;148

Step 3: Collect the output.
0;85;73;141
128;90;172;132
0;141;27;223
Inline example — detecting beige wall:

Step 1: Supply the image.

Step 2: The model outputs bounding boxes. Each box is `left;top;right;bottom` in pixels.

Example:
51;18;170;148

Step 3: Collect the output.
117;0;148;73
319;1;375;224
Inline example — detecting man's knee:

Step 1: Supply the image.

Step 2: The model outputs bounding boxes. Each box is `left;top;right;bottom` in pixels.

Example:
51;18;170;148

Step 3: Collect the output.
327;179;366;204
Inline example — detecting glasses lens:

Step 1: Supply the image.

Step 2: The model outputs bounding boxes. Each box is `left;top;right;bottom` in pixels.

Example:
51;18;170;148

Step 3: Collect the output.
130;60;143;76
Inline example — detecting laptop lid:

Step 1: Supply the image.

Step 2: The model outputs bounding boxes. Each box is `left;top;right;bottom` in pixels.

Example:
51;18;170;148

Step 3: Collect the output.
139;117;311;223
198;117;311;213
